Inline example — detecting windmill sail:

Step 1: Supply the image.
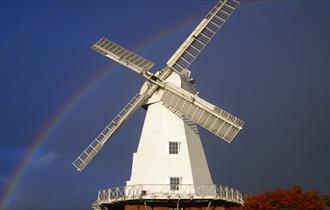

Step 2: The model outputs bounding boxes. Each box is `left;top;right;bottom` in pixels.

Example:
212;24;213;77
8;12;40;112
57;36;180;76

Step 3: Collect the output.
72;93;146;171
167;0;239;73
92;37;155;74
160;83;244;143
73;0;244;173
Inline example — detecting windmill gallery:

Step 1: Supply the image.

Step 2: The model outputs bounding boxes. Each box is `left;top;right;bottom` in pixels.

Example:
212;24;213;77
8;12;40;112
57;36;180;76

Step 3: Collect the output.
72;0;245;209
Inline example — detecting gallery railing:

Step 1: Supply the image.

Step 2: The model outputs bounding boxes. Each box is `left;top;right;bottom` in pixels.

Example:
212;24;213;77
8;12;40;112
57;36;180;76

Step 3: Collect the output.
96;184;244;205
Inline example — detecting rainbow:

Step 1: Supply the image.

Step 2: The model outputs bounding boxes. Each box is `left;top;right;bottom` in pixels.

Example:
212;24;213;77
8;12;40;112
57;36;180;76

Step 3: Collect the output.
0;15;199;210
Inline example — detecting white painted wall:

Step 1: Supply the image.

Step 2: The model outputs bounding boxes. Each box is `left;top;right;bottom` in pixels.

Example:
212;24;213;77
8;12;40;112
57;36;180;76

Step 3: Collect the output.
126;72;213;191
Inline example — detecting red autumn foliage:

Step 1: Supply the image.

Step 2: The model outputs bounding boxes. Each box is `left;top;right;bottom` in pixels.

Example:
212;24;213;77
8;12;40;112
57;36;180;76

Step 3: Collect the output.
227;186;329;210
322;195;330;206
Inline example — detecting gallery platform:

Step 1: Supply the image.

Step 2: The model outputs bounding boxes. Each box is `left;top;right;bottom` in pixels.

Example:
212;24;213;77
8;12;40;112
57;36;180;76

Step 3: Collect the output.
92;184;244;210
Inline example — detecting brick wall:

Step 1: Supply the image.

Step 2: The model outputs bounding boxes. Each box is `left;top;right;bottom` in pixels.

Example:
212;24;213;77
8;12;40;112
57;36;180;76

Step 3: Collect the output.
125;204;225;210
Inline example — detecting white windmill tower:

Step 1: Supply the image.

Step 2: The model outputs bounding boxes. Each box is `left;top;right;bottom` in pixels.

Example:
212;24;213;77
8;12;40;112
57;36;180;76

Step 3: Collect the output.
73;0;245;209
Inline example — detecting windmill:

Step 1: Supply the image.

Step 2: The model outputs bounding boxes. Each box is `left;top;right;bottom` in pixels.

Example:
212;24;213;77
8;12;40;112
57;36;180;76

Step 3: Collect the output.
73;0;245;209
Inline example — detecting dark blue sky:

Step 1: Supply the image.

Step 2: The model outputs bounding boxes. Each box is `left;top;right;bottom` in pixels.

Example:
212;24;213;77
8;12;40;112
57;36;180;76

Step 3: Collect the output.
1;0;330;209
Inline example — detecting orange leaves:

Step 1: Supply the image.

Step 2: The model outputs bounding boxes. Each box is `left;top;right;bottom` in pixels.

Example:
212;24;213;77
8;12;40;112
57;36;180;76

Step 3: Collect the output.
322;195;330;206
227;186;329;210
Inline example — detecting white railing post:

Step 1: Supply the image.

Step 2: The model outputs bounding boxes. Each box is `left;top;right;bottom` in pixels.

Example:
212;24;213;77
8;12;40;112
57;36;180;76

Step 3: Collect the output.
97;191;101;203
108;188;111;202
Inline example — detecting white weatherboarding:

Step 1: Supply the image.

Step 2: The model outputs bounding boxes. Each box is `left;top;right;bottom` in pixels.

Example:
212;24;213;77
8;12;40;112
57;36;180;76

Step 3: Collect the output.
73;0;245;207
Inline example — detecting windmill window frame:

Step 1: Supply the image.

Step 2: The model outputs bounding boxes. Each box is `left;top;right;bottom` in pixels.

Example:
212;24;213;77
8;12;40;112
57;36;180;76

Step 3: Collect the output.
169;141;180;155
170;177;181;190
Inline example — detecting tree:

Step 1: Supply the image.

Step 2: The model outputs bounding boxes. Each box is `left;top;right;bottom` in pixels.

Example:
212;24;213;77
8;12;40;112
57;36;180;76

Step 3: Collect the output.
228;186;329;210
322;195;330;207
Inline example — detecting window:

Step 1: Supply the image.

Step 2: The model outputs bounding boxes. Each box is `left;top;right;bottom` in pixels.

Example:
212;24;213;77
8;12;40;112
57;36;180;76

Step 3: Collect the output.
169;142;179;154
170;177;181;190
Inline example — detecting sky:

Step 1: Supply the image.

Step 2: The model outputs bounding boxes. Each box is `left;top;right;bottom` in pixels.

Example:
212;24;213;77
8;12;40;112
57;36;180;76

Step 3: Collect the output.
1;0;330;209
